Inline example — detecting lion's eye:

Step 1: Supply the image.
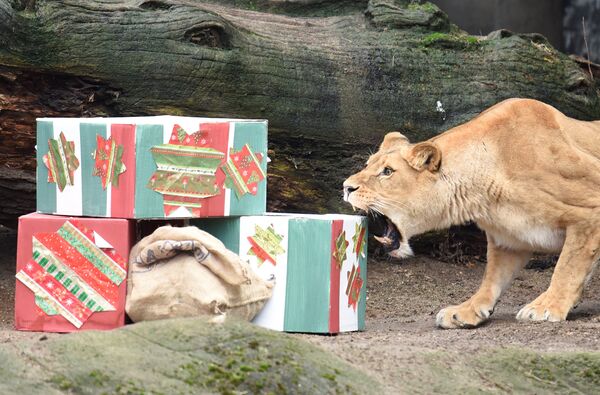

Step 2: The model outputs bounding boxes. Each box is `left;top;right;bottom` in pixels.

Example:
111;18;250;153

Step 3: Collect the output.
380;167;394;177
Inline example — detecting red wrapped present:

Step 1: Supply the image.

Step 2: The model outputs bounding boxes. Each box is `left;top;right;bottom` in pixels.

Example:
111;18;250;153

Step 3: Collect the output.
14;213;134;332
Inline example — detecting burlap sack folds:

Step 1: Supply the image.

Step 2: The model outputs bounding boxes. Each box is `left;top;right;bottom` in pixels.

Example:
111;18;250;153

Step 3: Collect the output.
126;226;274;322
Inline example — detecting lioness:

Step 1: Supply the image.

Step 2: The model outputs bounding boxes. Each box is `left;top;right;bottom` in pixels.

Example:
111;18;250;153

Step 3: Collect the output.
343;98;600;329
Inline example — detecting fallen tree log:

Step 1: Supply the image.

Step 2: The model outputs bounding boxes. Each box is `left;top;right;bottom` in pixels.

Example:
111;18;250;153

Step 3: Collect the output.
0;0;598;225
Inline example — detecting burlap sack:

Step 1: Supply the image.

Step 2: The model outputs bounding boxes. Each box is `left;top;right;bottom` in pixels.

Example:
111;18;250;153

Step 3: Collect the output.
126;225;274;322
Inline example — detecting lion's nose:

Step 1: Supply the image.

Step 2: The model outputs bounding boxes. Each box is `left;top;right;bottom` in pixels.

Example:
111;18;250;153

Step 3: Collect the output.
343;185;359;201
344;185;359;194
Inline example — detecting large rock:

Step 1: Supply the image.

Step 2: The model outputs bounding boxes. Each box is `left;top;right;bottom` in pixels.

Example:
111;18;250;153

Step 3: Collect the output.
0;317;380;394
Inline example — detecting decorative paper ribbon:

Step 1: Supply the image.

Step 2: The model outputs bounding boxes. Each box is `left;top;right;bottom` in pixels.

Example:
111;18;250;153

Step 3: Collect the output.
247;224;285;266
332;230;348;269
222;144;266;198
42;132;80;192
148;125;225;216
352;223;367;259
15;221;127;328
91;135;126;189
345;264;363;312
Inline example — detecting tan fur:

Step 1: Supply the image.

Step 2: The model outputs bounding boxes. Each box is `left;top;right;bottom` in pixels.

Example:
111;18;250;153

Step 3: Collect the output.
343;98;600;329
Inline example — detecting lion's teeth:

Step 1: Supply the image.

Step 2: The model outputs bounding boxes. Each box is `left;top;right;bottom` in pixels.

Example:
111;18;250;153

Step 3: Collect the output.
374;235;393;246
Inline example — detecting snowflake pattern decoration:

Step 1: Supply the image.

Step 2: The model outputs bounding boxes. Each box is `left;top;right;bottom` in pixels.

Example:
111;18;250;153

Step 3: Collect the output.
345;264;363;311
352;222;367;259
42;132;80;192
247;224;286;266
91;135;126;189
221;144;266;198
332;230;349;269
147;124;225;216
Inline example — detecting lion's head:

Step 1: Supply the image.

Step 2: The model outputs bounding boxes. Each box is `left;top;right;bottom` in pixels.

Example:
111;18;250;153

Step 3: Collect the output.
343;132;442;258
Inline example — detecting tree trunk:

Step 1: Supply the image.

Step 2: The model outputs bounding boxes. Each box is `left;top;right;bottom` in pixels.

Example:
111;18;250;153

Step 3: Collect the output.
0;0;598;225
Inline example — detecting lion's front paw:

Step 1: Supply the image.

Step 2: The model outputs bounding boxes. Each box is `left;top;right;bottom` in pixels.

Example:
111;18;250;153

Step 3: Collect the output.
516;299;568;322
436;302;493;329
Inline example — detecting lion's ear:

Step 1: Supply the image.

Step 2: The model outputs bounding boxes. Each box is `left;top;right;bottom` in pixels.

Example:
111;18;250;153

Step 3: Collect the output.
380;132;409;151
406;142;441;172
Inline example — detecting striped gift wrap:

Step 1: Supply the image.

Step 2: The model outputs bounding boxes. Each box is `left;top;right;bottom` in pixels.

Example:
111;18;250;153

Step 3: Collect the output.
195;214;368;334
14;213;135;332
36;117;267;219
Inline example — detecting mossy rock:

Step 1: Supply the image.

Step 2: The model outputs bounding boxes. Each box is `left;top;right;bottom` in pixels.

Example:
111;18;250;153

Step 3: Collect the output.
0;317;380;394
478;350;600;394
391;348;600;394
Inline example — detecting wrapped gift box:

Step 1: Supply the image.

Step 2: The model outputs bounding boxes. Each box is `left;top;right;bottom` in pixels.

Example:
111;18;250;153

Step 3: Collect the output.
196;214;367;333
36;117;267;218
15;213;135;332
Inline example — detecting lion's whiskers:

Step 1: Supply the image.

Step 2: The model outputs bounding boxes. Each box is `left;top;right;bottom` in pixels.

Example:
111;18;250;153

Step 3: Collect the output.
374;197;410;212
367;204;385;217
369;201;401;218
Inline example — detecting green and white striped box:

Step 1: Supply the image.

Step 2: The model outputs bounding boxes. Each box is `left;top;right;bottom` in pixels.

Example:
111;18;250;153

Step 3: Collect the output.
36;116;267;218
195;214;367;333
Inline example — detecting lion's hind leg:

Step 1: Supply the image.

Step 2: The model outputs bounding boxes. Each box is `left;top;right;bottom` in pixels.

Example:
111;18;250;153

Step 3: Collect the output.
436;237;531;329
517;225;600;322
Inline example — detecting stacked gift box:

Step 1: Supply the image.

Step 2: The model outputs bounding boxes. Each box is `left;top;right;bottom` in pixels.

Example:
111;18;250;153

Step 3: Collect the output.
15;213;133;331
16;115;366;334
196;214;367;333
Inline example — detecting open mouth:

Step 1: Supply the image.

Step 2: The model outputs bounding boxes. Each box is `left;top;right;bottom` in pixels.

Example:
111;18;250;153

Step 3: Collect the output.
370;214;402;251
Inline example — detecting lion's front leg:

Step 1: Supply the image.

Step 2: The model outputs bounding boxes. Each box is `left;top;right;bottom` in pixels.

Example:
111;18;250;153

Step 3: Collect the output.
517;227;600;322
437;237;531;329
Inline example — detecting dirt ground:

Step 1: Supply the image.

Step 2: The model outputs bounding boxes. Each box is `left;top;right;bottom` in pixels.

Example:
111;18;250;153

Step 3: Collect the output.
304;256;600;393
2;228;600;393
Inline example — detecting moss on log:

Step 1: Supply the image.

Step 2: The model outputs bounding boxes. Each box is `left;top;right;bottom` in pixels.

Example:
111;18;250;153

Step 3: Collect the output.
0;0;598;223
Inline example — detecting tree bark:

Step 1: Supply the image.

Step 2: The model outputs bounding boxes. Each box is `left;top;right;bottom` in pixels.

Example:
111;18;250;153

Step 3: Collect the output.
0;0;598;225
